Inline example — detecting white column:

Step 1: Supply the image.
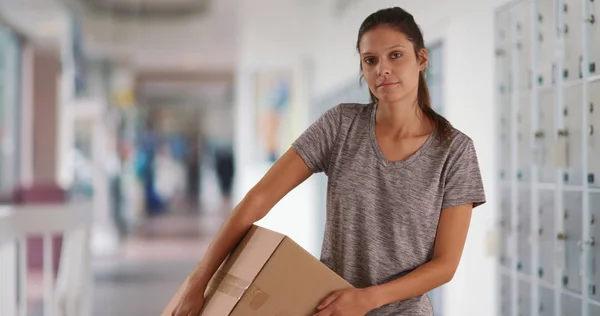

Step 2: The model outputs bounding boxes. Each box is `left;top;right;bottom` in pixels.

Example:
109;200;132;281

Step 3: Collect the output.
57;16;76;189
92;103;119;257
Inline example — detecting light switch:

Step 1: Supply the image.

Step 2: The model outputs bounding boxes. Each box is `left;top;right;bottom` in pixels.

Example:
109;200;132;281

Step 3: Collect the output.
486;230;501;257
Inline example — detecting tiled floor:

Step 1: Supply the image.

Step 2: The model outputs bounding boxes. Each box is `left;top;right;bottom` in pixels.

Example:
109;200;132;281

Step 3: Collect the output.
91;208;229;316
93;259;199;315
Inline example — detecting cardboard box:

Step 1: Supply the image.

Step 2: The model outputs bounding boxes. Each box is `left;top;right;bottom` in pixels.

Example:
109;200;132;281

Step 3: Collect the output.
162;225;353;315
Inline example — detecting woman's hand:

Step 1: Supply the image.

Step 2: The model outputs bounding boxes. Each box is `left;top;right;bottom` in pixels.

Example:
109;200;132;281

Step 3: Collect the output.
313;287;380;316
171;280;206;316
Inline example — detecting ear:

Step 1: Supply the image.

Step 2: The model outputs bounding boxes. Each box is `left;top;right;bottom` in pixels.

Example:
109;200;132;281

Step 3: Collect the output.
418;48;429;71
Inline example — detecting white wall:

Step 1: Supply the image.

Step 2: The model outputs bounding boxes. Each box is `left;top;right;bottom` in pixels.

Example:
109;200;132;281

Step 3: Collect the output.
235;0;511;315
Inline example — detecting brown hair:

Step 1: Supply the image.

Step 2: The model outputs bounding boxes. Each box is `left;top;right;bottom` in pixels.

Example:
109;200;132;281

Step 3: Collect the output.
357;7;453;142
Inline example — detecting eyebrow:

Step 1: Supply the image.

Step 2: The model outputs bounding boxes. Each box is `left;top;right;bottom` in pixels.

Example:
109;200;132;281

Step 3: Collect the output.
362;44;406;56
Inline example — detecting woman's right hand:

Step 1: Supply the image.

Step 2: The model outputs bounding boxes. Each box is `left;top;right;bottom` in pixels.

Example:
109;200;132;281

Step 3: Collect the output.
171;279;206;316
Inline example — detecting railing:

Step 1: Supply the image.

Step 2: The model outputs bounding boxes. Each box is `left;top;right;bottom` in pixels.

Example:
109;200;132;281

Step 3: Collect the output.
0;202;93;316
0;206;17;316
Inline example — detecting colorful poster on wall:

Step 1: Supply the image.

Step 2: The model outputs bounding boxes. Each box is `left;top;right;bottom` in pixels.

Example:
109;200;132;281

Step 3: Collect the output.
254;70;294;163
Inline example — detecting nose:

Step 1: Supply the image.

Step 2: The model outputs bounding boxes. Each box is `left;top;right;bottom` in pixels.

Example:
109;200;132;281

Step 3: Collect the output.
377;59;392;76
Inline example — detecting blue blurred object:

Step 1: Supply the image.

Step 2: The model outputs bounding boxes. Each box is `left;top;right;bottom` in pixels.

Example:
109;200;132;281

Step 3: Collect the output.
168;134;188;160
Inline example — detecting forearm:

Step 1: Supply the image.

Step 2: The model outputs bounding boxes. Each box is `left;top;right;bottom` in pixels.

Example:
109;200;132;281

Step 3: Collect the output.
186;151;312;293
368;260;453;309
187;192;263;291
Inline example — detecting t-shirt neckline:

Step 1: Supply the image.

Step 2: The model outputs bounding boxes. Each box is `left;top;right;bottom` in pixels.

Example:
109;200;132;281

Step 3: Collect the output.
369;102;436;168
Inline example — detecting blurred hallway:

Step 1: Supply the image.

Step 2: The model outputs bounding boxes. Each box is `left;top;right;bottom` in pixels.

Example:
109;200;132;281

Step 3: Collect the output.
91;203;229;316
25;204;231;316
3;0;598;315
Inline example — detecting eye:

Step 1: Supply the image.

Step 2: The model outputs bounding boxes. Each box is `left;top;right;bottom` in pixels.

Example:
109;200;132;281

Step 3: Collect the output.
391;52;403;59
364;57;375;64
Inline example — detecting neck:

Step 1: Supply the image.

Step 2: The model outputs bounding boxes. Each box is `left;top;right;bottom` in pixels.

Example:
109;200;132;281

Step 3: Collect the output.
376;93;428;136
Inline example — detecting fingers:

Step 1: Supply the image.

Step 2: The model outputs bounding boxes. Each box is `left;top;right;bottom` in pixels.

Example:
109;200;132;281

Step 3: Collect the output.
317;291;342;310
170;306;195;316
312;306;332;316
171;307;181;316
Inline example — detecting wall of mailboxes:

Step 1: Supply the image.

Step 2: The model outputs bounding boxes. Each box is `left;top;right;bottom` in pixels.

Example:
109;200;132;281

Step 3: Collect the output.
495;0;600;315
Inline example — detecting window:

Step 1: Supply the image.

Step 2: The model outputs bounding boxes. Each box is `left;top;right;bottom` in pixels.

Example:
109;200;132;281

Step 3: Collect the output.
425;39;445;316
0;25;21;196
425;41;445;115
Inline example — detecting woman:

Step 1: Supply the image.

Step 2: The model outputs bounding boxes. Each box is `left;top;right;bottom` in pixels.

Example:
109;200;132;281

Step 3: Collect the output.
172;6;486;316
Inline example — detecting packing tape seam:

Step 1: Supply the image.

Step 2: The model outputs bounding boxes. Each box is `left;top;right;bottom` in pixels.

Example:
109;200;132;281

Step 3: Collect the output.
207;270;271;311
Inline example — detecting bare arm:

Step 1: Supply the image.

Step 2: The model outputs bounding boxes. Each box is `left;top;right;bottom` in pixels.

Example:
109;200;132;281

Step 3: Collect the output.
173;147;313;314
368;203;473;308
313;203;474;315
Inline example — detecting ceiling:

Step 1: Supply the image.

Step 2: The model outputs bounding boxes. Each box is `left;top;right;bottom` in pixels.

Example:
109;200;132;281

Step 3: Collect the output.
0;0;235;71
80;0;210;17
0;0;68;47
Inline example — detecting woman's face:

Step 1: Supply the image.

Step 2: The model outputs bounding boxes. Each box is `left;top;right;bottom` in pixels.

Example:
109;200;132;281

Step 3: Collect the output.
359;26;427;104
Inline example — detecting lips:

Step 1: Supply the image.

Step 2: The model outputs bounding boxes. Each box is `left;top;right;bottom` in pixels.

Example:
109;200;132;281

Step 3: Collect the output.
377;82;398;88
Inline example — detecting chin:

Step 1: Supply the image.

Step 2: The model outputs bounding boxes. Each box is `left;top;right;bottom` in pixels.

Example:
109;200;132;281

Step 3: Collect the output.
375;92;405;104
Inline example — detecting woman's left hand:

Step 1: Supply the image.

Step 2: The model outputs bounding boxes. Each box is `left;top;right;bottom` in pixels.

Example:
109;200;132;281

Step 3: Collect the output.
312;287;379;316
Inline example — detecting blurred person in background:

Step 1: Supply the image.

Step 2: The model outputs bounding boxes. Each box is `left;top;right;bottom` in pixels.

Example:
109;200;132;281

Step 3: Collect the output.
214;146;235;202
154;142;187;211
172;6;485;316
106;147;127;238
185;138;201;207
135;121;164;216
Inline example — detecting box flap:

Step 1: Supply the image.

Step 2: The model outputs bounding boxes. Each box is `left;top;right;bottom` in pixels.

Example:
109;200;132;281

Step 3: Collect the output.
201;225;286;315
231;237;353;315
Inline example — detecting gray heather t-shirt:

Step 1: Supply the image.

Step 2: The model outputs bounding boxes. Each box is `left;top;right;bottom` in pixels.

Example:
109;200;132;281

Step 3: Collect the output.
292;102;486;315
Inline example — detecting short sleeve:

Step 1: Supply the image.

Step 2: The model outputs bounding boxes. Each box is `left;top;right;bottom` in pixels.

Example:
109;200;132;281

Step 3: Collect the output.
291;104;342;174
442;139;487;209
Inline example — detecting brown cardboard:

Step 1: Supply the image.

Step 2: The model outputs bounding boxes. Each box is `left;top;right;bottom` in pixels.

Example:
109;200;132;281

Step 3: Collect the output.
162;225;353;316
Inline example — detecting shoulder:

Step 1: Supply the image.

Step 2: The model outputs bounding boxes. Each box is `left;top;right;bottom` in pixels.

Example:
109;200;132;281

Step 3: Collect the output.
330;102;374;121
446;127;475;153
338;102;373;114
429;126;477;164
440;127;480;168
316;102;373;128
